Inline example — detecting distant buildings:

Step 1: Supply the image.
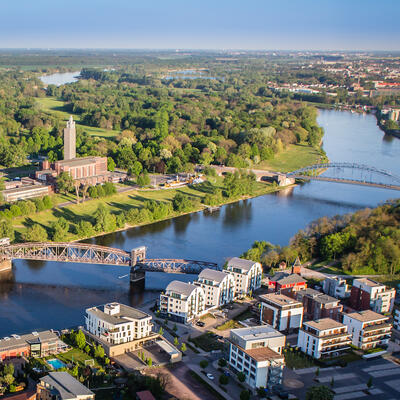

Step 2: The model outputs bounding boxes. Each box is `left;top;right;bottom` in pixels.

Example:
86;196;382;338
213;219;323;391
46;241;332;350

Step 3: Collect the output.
349;278;395;314
268;272;307;294
37;371;95;400
224;258;262;298
322;276;350;299
2;183;52;202
194;268;235;308
296;288;343;322
159;280;205;323
297;318;351;359
259;293;303;332
228;326;285;389
342;310;392;350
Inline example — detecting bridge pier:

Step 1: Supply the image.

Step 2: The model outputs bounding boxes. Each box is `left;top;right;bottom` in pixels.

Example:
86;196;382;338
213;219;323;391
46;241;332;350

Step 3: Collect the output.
130;267;145;289
0;259;12;273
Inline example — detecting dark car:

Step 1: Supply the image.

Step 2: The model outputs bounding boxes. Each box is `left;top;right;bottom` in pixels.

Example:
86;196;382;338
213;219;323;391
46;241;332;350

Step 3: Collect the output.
196;321;205;327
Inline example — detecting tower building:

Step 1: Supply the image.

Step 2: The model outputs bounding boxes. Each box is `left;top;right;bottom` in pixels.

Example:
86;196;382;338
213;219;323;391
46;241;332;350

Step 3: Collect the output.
64;115;76;160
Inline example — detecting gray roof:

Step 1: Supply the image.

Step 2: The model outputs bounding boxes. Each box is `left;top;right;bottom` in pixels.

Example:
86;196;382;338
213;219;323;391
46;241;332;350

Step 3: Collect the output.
270;272;306;285
297;288;339;304
227;257;257;271
41;372;94;399
166;280;198;297
197;268;229;283
86;303;151;325
0;330;60;352
231;325;284;341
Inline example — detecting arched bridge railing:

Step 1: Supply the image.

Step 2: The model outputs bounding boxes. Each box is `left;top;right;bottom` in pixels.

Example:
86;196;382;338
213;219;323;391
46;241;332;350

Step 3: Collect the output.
0;242;219;274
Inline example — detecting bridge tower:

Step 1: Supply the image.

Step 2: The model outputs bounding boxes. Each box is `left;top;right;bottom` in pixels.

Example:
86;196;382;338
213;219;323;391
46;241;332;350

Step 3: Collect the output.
130;246;147;288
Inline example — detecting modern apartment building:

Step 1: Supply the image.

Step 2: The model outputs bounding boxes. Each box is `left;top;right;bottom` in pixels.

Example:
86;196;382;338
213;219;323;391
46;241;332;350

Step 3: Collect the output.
349;278;395;314
228;326;285;389
224;257;262;298
342;310;392;350
159;280;205;323
194;268;235;307
295;288;343;321
85;303;153;345
260;293;303;332
322;276;350;299
297;318;351;359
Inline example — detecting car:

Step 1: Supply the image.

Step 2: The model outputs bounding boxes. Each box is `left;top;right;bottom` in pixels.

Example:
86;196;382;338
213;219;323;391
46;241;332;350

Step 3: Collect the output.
196;321;205;327
206;373;214;380
223;371;230;377
216;335;223;340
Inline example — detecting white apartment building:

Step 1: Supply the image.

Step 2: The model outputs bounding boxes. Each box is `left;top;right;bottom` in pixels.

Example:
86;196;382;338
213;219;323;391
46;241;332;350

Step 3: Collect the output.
228;326;285;389
350;278;395;314
322;276;350;299
342;310;392;350
260;293;303;332
394;309;400;332
225;257;262;298
297;318;351;359
194;268;235;308
159;280;205;324
85;303;153;345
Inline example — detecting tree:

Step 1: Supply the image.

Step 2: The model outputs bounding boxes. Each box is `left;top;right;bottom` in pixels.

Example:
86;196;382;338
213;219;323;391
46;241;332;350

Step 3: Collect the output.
94;345;105;359
56;171;74;194
137;171;150;187
237;371;246;382
306;386;334;400
3;373;14;387
174;337;179;347
158;327;164;336
71;365;79;377
22;224;47;242
199;360;208;369
218;358;227;367
75;330;86;349
219;374;228;385
107;157;116;171
42;195;53;209
367;377;373;389
0;219;14;242
240;390;250;400
147;357;153;367
181;343;187;352
172;193;193;212
129;160;143;177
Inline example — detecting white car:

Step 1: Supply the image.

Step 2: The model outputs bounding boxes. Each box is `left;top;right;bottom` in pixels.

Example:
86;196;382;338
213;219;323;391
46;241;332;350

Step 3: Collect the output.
206;373;214;380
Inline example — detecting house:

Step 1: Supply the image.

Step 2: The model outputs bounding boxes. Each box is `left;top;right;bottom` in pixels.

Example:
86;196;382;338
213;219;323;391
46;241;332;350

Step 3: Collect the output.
295;288;343;322
194;268;235;308
342;310;392;350
37;371;95;400
85;303;158;357
159;280;205;323
268;272;307;294
259;293;303;332
224;258;262;298
228;326;285;389
297;318;351;359
322;276;350;299
349;278;395;314
0;330;68;361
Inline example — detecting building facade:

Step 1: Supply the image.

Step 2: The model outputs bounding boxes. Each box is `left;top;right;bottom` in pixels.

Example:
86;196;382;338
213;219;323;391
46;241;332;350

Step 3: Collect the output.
322;276;350;299
2;184;52;202
64;115;76;160
268;272;307;294
295;288;343;322
260;293;303;332
349;278;395;314
297;318;351;359
159;280;205;323
342;310;392;350
228;326;285;389
194;268;235;308
224;257;262;298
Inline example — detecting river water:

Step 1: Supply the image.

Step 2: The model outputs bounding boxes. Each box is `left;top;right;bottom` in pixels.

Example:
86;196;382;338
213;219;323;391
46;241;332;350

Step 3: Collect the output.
0;110;399;336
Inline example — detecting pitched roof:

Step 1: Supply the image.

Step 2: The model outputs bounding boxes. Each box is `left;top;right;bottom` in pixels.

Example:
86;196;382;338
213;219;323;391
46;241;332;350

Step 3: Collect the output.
197;268;228;283
270;272;306;285
227;257;257;271
165;280;198;297
0;330;61;352
41;372;94;399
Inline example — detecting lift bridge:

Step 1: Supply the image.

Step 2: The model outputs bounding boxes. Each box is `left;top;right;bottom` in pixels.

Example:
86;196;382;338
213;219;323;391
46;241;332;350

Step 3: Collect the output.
0;242;219;284
286;162;400;190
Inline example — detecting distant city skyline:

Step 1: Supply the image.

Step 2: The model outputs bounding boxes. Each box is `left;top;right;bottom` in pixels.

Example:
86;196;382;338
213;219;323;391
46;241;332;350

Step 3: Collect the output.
0;0;399;51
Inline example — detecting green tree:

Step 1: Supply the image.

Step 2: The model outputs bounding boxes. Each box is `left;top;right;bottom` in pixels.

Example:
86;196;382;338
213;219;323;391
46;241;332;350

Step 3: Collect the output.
107;157;116;171
0;219;15;242
42;195;53;209
56;171;74;194
218;358;227;367
137;171;150;187
306;386;333;400
199;360;208;369
240;390;250;400
367;377;373;389
158;327;164;336
94;345;105;359
181;343;187;352
75;330;86;349
22;224;48;242
129;160;143;177
174;337;179;347
237;371;246;382
219;374;228;385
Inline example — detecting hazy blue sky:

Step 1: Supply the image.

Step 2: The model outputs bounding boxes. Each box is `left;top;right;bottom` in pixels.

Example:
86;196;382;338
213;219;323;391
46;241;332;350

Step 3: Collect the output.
0;0;398;50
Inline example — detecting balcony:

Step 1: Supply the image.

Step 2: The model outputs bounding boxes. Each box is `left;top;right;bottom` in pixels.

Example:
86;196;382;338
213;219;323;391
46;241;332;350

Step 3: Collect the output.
363;323;391;333
321;338;352;348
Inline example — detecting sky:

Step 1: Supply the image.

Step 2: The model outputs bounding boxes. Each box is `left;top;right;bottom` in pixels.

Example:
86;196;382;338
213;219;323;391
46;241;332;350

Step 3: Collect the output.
0;0;399;51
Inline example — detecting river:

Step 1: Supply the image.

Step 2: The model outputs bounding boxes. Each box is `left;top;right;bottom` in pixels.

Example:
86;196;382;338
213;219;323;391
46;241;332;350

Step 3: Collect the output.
0;110;399;336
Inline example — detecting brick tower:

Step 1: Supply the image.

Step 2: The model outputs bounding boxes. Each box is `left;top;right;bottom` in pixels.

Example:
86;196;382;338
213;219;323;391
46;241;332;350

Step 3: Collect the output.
64;115;76;160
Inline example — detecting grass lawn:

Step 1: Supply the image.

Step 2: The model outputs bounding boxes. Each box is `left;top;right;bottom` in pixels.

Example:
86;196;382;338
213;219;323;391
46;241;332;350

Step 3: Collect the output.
216;309;254;331
190;332;224;352
284;349;316;369
258;144;324;173
55;348;101;368
35;97;120;138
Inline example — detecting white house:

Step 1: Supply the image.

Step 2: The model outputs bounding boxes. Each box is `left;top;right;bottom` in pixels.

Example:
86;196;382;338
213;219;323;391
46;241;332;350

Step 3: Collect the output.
322;276;350;299
159;280;205;324
297;318;351;359
85;303;153;345
260;293;303;332
225;257;262;298
194;268;235;308
342;310;392;350
228;326;285;390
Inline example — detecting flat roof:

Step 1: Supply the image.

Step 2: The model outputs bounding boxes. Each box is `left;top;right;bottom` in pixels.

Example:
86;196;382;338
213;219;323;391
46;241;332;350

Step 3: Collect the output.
41;372;94;399
0;330;60;352
86;303;151;326
304;318;345;331
241;345;283;362
165;280;198;297
231;325;284;341
227;257;257;271
355;278;384;288
345;310;388;323
2;184;49;195
297;288;339;304
156;339;180;356
260;293;302;307
197;268;228;283
55;156;106;168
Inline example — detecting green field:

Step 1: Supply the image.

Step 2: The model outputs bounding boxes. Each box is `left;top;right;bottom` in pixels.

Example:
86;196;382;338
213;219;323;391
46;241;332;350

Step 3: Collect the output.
35;97;120;138
258;144;324;173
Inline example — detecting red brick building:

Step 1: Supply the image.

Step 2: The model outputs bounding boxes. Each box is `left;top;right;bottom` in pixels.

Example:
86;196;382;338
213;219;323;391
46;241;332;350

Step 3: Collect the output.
268;272;307;294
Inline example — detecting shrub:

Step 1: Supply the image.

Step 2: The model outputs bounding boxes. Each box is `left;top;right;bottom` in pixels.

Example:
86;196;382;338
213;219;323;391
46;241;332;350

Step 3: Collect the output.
219;374;228;385
199;360;208;369
237;371;246;382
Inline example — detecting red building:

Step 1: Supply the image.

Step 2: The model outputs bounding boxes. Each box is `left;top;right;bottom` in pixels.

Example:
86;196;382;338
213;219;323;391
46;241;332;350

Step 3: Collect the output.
268;272;307;294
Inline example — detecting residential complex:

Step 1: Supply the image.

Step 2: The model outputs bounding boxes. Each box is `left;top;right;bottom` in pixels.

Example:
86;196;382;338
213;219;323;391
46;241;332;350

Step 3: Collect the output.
224;258;262;298
322;276;350;299
297;318;351;359
37;371;95;400
228;326;285;389
342;310;392;350
159;280;205;323
268;272;307;294
349;278;395;314
295;288;343;322
260;293;303;332
194;268;235;307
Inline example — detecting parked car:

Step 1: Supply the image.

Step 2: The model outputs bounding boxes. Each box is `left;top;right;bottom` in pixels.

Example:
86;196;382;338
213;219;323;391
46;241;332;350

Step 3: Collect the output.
223;370;230;377
196;321;205;327
206;373;214;380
